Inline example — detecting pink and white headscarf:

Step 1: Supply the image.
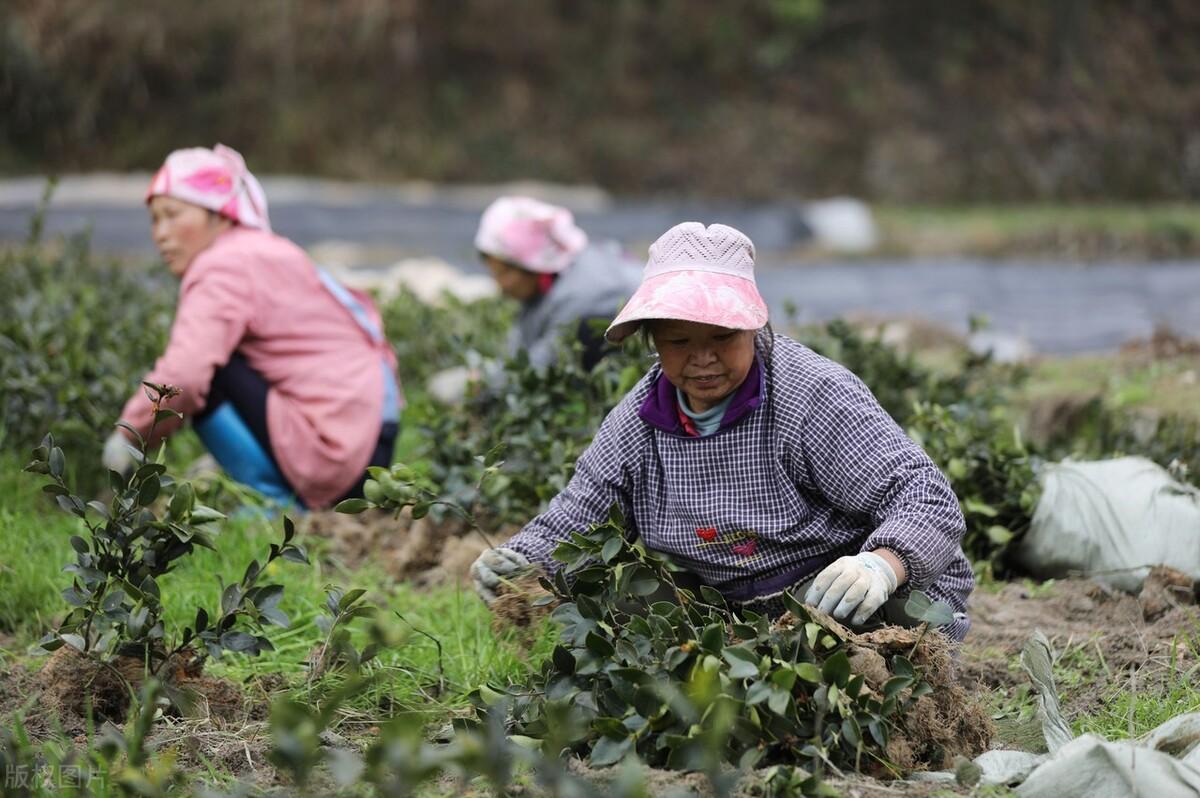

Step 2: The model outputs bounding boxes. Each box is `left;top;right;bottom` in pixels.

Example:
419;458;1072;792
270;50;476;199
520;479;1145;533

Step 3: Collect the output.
474;196;588;274
605;222;769;343
146;144;271;232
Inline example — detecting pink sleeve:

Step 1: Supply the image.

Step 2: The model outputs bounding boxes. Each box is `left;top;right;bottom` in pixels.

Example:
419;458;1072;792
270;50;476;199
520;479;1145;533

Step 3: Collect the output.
118;255;254;445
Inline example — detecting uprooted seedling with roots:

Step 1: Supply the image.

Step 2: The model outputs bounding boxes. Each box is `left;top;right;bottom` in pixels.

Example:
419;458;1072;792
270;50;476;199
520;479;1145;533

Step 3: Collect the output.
469;508;991;795
24;387;310;720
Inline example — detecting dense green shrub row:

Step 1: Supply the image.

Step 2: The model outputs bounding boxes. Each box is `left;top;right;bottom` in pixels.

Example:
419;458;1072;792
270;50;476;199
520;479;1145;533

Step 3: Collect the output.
0;227;171;489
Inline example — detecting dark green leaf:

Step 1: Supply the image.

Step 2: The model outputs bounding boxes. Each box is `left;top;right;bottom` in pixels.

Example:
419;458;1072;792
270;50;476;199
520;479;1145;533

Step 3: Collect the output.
85;500;110;520
585;631;615;658
745;680;772;706
794;662;822;683
190;505;225;523
700;623;724;654
822;650;851;687
589;734;633;767
338;588;368;612
55;494;85;517
220;631;259;653
722;649;760;680
551;645;576;676
61;634;86;652
221;583;242;615
168;482;194;519
767;687;791;715
137;476;160;505
281;545;309;564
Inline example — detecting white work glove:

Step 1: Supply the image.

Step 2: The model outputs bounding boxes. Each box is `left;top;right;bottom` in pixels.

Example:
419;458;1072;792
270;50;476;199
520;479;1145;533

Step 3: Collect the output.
470;547;531;604
427;366;478;405
804;551;899;626
101;431;138;477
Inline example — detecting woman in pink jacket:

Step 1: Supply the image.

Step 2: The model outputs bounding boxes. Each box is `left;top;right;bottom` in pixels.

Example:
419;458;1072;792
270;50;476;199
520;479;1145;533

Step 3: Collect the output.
102;145;401;508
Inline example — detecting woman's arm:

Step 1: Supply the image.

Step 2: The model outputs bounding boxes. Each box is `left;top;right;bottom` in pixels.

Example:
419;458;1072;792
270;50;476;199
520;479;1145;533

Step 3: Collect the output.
503;409;639;574
117;254;254;444
797;371;965;589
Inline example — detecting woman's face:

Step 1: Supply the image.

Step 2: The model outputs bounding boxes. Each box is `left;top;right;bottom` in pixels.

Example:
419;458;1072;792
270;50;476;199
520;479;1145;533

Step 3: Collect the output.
650;320;757;412
482;254;541;302
148;196;231;277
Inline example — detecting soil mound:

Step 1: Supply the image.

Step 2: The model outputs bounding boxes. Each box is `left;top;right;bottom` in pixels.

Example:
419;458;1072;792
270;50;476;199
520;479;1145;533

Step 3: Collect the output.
1137;565;1197;621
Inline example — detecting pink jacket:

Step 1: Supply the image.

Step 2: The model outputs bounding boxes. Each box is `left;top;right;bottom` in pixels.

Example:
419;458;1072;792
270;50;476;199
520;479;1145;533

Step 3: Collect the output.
119;227;400;508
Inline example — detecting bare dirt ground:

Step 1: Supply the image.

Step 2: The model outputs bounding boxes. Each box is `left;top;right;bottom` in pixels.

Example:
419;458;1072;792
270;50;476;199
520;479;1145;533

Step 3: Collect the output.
961;569;1199;722
300;508;518;588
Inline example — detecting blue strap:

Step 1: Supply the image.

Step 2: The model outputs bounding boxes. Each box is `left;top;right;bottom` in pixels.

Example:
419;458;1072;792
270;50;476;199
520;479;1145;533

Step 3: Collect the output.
316;267;400;423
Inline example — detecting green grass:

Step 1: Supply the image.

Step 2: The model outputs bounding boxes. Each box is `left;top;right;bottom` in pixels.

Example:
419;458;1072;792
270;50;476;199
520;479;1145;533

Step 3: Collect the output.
1071;631;1200;740
876;203;1200;258
0;451;78;635
0;445;555;721
1018;353;1200;423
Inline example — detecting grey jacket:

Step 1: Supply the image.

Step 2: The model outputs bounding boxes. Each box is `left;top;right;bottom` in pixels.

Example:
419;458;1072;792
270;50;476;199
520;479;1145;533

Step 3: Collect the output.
507;242;642;369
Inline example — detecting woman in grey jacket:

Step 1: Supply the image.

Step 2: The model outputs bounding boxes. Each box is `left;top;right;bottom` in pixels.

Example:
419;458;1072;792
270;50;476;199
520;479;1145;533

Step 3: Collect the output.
476;196;642;370
472;221;975;641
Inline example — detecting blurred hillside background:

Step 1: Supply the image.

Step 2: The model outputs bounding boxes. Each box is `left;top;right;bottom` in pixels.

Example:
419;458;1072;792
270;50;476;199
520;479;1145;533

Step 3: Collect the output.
3;0;1199;202
2;0;1200;363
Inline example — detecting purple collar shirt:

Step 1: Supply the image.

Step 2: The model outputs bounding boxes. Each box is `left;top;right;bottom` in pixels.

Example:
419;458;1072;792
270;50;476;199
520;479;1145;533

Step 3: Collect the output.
504;335;974;641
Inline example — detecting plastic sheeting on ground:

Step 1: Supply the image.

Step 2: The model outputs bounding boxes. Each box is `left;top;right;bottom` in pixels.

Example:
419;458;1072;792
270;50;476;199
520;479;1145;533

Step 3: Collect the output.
911;631;1200;796
1015;457;1200;592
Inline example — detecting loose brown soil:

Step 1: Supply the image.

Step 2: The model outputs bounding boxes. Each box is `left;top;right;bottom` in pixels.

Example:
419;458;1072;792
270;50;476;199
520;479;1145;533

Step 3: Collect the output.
1;646;284;788
3;645;269;740
301;508;518;588
961;571;1200;722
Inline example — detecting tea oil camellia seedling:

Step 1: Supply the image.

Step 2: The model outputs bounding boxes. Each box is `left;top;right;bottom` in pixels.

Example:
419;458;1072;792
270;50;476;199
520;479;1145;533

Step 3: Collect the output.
23;383;310;716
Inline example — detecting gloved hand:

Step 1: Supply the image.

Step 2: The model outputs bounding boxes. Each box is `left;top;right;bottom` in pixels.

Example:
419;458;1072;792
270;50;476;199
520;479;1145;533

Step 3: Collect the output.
804;551;899;626
470;547;531;604
101;431;138;477
427;366;479;405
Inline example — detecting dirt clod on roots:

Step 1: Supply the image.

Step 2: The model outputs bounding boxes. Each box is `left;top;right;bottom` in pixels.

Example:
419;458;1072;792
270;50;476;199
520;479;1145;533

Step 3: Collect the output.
34;645;245;726
490;572;556;636
780;607;993;773
1137;565;1197;621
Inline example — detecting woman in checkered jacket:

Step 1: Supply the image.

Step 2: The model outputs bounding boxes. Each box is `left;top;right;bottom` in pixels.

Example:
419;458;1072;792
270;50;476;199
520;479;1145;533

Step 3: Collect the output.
471;222;975;641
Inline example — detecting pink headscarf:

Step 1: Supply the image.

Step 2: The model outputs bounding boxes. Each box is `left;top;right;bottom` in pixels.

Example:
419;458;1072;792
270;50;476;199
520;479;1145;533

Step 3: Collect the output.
146;144;271;232
474;196;588;274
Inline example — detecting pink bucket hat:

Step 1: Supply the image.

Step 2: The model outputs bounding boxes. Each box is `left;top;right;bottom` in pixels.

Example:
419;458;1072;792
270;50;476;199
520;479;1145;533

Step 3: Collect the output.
474;196;588;274
605;222;769;343
146;144;271;232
